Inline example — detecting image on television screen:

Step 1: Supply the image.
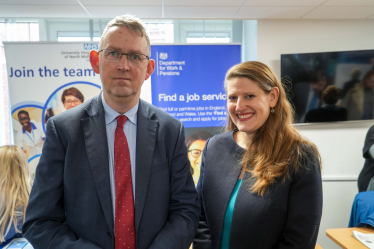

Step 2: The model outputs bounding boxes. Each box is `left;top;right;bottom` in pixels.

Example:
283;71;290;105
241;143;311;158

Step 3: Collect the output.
281;49;374;123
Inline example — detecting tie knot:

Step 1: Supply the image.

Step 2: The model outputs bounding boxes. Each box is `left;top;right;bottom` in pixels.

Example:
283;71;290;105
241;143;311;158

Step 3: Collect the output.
116;115;127;128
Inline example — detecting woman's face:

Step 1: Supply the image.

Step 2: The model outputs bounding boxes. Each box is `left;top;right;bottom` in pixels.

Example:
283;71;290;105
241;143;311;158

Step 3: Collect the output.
226;77;278;138
188;140;206;169
63;95;82;110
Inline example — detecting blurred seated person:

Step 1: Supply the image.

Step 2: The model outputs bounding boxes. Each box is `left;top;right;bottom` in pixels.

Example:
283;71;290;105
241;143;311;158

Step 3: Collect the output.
15;110;45;156
292;70;328;123
358;124;374;192
185;131;213;185
305;85;347;123
0;145;33;247
61;87;84;111
341;68;361;98
342;70;374;120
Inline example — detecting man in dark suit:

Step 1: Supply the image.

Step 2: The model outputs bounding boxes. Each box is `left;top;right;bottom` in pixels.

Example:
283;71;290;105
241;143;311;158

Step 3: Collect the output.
292;70;328;123
23;14;200;249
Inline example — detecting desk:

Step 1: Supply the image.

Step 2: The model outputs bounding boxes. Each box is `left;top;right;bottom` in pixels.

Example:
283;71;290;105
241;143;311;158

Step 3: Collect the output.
326;227;374;248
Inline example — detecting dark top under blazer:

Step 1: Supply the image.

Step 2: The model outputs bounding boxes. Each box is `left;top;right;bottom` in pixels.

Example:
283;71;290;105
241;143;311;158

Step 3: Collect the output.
22;95;200;249
193;132;323;249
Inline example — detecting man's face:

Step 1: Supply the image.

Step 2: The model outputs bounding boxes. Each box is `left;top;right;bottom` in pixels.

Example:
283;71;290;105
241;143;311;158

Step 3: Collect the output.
18;113;31;129
311;80;327;93
97;26;154;103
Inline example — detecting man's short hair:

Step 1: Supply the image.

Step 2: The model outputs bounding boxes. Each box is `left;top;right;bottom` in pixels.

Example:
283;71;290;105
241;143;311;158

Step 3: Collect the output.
18;110;29;118
322;85;340;105
99;14;151;56
311;70;327;84
61;87;84;103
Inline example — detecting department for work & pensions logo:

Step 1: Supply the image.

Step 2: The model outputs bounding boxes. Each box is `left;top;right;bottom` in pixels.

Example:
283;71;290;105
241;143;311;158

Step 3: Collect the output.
159;52;168;60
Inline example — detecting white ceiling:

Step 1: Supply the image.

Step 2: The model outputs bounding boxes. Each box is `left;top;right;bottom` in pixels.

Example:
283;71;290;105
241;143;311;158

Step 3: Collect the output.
1;0;374;20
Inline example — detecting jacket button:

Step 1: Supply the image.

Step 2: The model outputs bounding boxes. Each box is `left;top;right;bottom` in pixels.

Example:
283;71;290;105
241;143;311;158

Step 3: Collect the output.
107;231;112;238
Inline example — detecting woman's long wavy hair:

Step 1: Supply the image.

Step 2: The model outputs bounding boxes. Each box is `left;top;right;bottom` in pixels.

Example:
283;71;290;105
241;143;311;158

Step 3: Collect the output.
225;61;321;196
0;145;33;242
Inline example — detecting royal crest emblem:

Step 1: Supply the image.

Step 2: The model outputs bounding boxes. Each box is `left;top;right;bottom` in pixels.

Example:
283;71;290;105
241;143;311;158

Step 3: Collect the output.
159;52;168;60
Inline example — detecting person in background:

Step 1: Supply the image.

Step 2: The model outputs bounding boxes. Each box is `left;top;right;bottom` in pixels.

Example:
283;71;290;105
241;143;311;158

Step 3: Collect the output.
292;70;328;122
358;124;374;192
44;108;55;124
342;70;374;120
305;85;347;123
185;131;213;185
15;110;45;156
341;68;361;98
0;145;33;247
194;61;323;249
61;87;84;110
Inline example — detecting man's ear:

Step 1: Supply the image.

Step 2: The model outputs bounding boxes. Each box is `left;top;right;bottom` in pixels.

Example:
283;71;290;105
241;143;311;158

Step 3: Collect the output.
145;59;155;80
90;50;100;74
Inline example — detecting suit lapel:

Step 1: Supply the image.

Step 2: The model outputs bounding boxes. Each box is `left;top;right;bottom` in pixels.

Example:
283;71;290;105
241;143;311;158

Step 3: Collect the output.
206;133;243;247
81;95;114;231
134;100;159;231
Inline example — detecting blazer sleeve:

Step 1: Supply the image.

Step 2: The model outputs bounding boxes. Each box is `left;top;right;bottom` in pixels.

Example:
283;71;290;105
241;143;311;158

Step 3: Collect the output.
148;122;200;249
193;138;212;249
278;152;323;249
22;118;102;249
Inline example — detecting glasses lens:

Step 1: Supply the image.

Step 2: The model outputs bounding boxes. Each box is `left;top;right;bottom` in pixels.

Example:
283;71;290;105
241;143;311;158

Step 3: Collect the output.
103;50;120;62
128;53;144;65
191;150;201;158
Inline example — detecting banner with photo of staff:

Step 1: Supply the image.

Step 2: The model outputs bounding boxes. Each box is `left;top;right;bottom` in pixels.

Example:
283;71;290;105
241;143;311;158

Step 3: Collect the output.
4;42;241;184
4;42;102;177
150;44;241;185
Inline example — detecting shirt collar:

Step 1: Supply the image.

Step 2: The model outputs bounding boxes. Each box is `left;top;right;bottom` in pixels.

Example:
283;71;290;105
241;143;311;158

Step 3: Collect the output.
22;122;37;133
101;93;138;126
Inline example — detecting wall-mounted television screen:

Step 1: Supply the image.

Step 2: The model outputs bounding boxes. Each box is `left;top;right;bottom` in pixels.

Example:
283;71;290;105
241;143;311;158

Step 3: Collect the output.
281;49;374;123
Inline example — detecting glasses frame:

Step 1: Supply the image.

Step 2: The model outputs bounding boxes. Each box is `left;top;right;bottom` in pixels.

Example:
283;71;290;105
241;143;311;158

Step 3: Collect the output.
63;99;82;106
188;149;203;158
98;49;150;64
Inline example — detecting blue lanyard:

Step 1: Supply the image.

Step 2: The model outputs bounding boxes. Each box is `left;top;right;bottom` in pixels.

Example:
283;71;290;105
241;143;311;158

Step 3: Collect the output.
25;127;36;145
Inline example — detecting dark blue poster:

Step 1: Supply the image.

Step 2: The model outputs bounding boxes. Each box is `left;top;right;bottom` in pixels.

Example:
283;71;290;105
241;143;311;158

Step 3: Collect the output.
150;44;241;128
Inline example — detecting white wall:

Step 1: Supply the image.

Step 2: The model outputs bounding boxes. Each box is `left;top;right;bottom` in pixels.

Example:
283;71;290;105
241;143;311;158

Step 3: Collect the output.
257;19;374;249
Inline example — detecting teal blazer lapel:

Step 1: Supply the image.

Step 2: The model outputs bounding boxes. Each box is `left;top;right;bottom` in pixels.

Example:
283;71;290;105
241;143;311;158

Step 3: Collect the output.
135;99;159;231
81;95;114;232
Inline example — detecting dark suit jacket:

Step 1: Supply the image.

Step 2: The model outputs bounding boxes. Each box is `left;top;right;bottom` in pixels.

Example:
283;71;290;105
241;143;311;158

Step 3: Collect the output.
358;125;374;192
194;132;323;249
22;95;200;249
305;105;347;123
292;82;322;123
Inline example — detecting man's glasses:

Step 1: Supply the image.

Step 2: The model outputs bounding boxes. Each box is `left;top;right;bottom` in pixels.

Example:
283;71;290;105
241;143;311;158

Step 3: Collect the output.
64;100;81;106
19;117;30;122
188;149;202;158
98;49;150;65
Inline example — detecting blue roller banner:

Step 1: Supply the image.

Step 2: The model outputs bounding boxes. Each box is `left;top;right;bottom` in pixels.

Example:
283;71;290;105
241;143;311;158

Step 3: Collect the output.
150;44;241;128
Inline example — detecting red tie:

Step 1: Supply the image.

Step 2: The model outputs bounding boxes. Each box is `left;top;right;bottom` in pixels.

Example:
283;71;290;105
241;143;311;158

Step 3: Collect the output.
115;115;136;249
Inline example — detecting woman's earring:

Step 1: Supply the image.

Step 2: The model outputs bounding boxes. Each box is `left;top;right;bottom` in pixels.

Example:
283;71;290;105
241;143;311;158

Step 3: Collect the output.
271;107;275;113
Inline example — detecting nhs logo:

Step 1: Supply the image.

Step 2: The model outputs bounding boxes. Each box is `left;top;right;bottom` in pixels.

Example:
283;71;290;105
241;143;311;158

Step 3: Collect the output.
83;44;99;50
